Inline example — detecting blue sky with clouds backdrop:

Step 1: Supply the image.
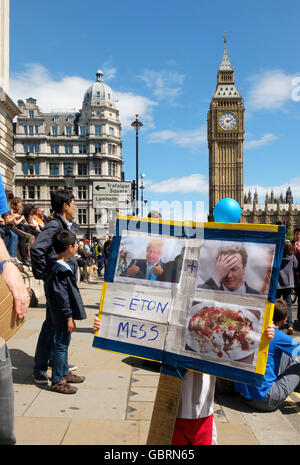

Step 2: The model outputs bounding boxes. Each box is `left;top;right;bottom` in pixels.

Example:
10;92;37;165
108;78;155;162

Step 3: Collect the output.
9;0;300;220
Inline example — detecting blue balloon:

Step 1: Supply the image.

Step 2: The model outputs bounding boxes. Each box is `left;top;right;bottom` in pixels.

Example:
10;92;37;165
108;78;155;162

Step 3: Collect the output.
213;198;241;223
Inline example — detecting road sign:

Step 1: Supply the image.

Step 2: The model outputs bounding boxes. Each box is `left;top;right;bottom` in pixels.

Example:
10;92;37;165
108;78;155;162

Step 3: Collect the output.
92;181;132;209
92;181;132;196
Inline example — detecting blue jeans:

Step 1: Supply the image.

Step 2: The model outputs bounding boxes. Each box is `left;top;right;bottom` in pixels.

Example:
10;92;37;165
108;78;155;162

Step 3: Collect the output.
33;281;54;375
51;323;71;385
243;353;300;412
0;341;16;445
97;255;104;275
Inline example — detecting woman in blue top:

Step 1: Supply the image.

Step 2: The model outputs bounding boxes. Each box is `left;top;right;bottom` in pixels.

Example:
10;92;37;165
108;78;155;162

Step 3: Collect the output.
235;298;300;411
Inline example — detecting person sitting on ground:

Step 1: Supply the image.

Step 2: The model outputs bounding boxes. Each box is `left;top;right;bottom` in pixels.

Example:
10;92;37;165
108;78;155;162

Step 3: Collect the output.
3;196;32;266
276;241;298;335
22;204;40;235
234;298;300;412
48;230;86;394
32;206;45;230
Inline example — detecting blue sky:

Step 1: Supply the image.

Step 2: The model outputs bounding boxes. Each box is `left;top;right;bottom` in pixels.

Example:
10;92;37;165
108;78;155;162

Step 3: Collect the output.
9;0;300;220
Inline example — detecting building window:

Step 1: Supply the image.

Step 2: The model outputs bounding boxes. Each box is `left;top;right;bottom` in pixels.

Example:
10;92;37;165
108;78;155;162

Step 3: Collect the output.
23;142;39;153
64;163;73;176
67;115;73;123
52;126;58;136
66;126;72;136
108;161;117;177
65;145;73;154
94;142;101;153
78;163;88;176
78;185;87;200
80;126;86;136
29;110;34;118
53;115;59;123
23;125;28;135
29;125;34;135
49;185;57;196
109;127;114;136
79;144;87;154
50;163;59;176
95;212;101;223
78;208;87;225
36;186;40;199
94;162;102;175
108;144;116;155
95;125;102;135
23;162;39;175
51;145;59;154
22;186;26;200
28;185;35;199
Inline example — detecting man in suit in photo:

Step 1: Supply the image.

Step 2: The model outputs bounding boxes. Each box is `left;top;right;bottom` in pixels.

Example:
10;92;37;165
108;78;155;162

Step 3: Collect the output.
123;239;166;281
199;245;261;294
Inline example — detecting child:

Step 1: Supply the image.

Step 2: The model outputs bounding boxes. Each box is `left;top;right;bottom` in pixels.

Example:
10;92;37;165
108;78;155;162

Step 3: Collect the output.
171;323;275;445
235;299;300;412
49;230;87;394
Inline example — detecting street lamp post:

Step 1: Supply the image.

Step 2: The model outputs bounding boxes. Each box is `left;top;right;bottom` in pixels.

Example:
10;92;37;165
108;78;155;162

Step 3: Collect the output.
131;114;143;215
140;173;146;217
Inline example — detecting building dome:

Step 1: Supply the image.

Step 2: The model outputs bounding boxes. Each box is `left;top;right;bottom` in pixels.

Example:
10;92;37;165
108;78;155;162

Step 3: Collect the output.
83;70;117;106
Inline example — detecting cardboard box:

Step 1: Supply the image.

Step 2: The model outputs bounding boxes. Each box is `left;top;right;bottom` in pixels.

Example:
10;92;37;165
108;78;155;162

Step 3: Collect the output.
0;275;24;341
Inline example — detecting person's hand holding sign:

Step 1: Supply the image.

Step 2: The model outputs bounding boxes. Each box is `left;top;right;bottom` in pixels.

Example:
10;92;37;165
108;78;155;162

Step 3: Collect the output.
126;260;140;276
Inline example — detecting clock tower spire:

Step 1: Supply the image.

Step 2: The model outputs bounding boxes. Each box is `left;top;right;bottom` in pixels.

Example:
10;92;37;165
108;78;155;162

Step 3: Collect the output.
207;37;245;221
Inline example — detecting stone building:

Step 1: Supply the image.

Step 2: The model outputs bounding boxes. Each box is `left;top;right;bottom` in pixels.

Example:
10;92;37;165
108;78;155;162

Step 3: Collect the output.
13;70;124;238
0;0;20;190
243;187;300;229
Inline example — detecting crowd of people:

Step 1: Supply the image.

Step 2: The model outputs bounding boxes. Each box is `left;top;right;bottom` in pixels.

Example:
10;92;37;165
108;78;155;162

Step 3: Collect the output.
0;189;112;281
2;183;300;445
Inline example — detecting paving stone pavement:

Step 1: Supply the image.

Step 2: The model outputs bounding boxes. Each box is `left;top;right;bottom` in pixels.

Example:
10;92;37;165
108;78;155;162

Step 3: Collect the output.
7;277;300;445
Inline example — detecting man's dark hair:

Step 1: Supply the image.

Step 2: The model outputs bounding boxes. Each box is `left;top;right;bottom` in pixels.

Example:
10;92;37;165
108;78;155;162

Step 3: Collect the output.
294;227;300;235
50;189;75;214
273;298;289;324
53;230;76;254
148;210;161;219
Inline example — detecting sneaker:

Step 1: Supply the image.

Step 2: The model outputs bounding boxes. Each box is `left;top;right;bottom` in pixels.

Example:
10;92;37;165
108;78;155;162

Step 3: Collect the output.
287;327;294;335
51;380;77;394
33;372;49;385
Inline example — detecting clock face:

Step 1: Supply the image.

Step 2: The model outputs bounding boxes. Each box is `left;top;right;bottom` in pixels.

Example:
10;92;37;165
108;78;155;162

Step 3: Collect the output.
219;112;237;130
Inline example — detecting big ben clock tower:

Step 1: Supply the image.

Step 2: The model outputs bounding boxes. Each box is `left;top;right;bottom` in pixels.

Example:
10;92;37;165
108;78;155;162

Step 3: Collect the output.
207;37;245;221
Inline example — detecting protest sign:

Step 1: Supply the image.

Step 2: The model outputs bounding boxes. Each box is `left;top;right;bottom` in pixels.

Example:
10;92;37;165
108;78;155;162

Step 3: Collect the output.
93;216;285;387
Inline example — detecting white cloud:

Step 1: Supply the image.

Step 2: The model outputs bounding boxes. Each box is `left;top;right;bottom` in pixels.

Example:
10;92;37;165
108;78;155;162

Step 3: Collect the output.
148;173;208;194
244;133;278;149
148;126;206;152
10;63;157;131
138;69;185;104
246;70;298;111
115;91;157;131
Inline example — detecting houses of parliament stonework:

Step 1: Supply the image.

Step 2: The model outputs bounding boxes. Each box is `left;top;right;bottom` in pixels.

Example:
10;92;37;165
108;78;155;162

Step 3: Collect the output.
208;39;300;228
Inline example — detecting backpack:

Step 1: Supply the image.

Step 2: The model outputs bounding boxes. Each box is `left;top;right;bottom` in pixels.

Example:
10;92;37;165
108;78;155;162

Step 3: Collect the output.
31;217;65;280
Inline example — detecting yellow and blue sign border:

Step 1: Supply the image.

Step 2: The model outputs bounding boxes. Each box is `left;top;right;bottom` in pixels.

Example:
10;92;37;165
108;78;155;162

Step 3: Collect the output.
93;217;285;385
